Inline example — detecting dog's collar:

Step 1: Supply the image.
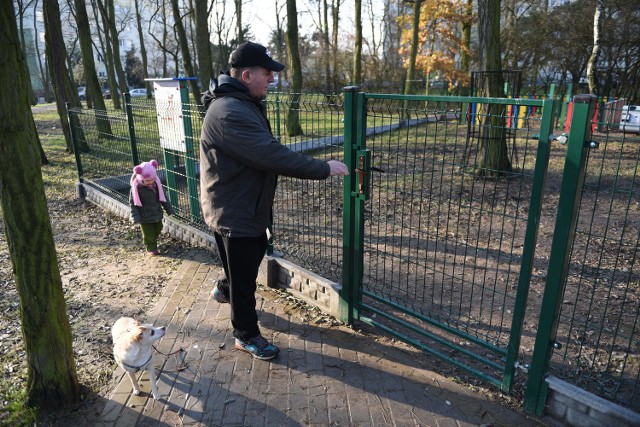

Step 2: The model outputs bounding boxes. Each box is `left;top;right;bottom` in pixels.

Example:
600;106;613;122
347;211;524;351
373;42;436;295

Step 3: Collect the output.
118;353;153;373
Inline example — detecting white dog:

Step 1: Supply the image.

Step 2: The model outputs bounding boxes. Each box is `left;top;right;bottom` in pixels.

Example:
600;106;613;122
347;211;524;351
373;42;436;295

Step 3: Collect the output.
111;317;166;399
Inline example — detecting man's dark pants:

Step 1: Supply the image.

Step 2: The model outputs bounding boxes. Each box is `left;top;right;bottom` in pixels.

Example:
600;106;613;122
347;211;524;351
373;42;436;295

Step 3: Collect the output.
213;231;268;342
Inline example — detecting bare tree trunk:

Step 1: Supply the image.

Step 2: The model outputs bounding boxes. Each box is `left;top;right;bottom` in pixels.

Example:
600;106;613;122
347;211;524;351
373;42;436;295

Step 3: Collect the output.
91;0;120;109
213;0;231;72
322;0;331;92
170;0;201;104
529;0;548;97
286;0;303;136
460;0;472;95
274;0;287;84
235;0;244;43
134;0;152;96
33;0;52;103
404;0;422;95
1;1;79;409
43;0;86;153
477;0;511;176
352;0;362;85
97;0;128;100
15;0;38;105
195;0;214;89
331;0;341;93
587;0;604;96
74;0;108;114
15;0;48;164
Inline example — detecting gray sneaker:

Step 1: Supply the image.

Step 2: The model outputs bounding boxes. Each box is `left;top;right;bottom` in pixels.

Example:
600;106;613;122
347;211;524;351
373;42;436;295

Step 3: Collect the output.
235;335;280;360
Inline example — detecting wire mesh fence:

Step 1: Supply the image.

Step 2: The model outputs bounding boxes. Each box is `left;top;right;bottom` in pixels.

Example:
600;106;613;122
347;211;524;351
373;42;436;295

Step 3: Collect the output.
549;116;640;410
265;92;346;280
348;94;553;390
67;91;639;411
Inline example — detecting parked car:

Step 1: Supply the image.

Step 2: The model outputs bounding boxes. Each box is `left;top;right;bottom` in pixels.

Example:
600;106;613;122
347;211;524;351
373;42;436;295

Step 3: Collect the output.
102;88;111;99
268;74;289;90
620;105;640;134
130;88;152;98
77;86;86;100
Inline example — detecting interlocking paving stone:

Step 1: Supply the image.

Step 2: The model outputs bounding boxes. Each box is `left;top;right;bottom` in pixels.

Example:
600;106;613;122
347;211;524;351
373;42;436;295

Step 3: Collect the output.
100;255;544;426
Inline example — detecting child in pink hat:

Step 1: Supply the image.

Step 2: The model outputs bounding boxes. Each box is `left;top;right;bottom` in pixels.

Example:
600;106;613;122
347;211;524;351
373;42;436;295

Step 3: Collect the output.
129;160;175;255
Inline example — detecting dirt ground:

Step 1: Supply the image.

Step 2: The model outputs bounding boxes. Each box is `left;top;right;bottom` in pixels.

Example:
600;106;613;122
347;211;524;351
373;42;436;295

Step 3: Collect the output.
0;108;212;424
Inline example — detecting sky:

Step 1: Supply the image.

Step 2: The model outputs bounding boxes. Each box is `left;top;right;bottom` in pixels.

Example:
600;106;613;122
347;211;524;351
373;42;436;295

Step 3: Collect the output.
239;0;381;47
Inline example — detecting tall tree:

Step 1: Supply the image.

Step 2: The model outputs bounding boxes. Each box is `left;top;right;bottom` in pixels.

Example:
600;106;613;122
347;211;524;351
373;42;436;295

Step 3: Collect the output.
322;0;331;91
14;0;49;164
74;0;108;112
170;0;201;104
211;0;234;73
14;0;38;105
286;0;303;136
148;0;178;77
271;0;287;84
477;0;511;176
97;0;128;101
32;0;53;103
403;0;422;95
331;0;341;92
91;0;121;109
399;0;470;94
195;0;214;89
133;0;152;96
460;0;473;94
586;0;604;96
1;0;79;409
235;0;244;44
352;0;362;85
43;0;84;152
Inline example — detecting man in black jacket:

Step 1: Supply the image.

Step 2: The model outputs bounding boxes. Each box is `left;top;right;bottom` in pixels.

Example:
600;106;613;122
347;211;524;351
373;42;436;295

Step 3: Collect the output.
199;42;348;360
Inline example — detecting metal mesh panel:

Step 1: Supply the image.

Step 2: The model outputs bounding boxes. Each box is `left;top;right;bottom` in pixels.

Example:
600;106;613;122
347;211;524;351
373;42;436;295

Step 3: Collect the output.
357;95;548;386
70;98;207;230
550;107;640;410
266;93;346;281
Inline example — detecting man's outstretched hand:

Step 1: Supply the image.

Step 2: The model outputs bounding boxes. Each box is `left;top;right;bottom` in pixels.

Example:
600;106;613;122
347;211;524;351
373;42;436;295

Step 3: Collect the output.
327;160;349;176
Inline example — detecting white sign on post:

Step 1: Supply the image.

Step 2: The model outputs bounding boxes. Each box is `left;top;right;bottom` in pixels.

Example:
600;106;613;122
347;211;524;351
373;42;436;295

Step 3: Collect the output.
153;80;186;152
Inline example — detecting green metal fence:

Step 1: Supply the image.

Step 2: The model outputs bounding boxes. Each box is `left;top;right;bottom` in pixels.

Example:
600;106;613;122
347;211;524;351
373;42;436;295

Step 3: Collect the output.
525;96;640;413
341;89;557;397
68;89;639;414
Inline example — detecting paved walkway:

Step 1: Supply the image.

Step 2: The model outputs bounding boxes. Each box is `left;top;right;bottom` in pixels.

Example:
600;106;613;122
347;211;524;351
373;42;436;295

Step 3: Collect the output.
100;250;545;426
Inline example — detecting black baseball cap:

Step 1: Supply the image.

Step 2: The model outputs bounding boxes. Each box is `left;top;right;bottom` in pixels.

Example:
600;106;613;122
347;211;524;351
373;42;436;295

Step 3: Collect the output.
229;42;285;72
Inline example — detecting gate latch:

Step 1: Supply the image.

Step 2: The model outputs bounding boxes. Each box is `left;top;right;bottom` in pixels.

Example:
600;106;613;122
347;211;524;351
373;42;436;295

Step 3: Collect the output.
354;149;384;200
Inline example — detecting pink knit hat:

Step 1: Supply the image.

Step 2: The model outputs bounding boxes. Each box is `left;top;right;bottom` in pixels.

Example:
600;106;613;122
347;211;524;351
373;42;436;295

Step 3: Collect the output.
130;160;167;207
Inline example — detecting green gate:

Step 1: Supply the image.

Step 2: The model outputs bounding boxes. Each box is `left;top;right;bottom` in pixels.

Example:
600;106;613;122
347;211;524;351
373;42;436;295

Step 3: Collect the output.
341;88;558;394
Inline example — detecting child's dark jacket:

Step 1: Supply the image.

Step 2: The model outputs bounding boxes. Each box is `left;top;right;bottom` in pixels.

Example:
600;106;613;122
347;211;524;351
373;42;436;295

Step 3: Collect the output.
129;184;174;224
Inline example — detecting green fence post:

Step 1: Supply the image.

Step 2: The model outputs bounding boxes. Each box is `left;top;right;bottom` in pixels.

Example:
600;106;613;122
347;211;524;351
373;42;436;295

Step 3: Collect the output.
66;103;83;180
124;93;140;166
162;150;178;206
524;94;597;415
341;86;365;325
178;80;201;221
502;98;558;393
274;91;281;143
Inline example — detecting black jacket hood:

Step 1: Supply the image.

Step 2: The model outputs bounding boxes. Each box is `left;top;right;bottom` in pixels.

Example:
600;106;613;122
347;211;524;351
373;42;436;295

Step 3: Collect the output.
201;72;255;110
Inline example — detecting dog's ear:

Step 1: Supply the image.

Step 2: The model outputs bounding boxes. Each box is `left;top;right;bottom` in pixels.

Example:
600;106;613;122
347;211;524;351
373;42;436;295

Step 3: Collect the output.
133;326;146;342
